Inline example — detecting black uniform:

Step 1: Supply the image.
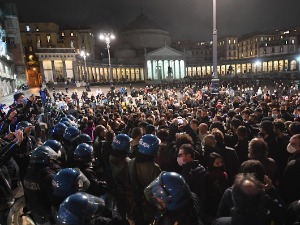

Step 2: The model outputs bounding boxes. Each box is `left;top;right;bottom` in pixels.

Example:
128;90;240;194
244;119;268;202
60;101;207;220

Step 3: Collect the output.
23;163;60;224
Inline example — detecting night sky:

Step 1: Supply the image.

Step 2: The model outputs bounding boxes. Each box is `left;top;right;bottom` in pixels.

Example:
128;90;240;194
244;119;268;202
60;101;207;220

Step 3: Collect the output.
15;0;300;41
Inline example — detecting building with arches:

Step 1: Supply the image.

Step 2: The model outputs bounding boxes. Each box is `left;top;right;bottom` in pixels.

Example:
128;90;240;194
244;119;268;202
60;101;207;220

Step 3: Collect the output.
28;12;300;85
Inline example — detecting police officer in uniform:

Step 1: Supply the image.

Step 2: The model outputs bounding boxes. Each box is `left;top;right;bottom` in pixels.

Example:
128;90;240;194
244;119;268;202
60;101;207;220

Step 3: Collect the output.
73;143;108;197
51;168;90;211
144;171;204;225
57;192;129;225
128;134;161;224
109;134;135;222
23;146;61;225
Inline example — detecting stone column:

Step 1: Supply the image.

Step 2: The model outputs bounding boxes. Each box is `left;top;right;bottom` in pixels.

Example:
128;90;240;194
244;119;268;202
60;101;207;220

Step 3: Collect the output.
39;61;47;88
73;60;79;82
52;60;56;84
62;60;67;83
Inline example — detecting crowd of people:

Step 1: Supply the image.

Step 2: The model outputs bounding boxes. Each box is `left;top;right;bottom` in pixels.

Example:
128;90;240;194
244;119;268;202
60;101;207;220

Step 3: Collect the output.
1;78;300;225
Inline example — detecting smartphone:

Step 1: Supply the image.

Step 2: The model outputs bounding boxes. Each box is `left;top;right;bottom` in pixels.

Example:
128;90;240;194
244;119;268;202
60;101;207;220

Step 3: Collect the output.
178;119;183;125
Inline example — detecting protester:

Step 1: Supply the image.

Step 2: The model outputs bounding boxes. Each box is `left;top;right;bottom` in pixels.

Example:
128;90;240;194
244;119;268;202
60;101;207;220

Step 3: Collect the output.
2;78;300;225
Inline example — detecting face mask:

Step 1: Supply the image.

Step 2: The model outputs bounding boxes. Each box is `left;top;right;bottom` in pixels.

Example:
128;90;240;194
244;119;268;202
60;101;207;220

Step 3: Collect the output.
22;98;28;105
287;143;298;154
272;114;278;119
177;157;185;167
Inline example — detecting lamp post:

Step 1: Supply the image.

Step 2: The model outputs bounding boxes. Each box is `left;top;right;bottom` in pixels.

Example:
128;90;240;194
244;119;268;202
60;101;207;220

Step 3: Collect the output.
80;50;89;82
99;32;115;86
211;0;219;92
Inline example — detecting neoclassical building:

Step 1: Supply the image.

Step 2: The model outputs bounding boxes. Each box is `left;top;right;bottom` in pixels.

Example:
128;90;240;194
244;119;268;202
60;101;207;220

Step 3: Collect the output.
35;13;300;85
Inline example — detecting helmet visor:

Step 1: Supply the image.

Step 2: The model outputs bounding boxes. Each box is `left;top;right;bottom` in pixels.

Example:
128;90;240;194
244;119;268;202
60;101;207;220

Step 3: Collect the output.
144;173;169;210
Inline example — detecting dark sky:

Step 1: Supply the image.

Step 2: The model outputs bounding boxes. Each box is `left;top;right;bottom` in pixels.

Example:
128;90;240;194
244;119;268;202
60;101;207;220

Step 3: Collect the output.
15;0;300;41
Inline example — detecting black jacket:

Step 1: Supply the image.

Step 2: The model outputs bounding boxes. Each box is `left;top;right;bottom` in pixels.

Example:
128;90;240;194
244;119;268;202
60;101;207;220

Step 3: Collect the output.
23;163;60;219
217;186;286;225
181;160;207;216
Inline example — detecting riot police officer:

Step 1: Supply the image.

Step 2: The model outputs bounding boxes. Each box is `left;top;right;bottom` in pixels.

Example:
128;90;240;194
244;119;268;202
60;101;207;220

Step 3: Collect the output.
51;168;90;210
73;143;108;197
128;134;161;224
109;134;135;221
23;146;61;224
57;192;129;225
144;171;204;225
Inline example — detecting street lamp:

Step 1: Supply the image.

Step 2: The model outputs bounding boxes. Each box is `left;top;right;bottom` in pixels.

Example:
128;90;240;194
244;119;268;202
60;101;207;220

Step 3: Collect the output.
211;0;219;92
80;50;89;82
99;32;115;86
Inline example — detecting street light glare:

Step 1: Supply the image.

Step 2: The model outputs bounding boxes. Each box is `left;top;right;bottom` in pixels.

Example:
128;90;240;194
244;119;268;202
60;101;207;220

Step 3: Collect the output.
99;31;115;86
99;33;116;41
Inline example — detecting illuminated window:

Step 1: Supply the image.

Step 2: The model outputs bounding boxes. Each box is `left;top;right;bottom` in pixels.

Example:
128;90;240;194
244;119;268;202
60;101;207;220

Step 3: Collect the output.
229;40;231;44
61;32;65;37
36;27;39;32
292;39;295;44
26;25;30;32
234;39;236;44
47;35;51;43
70;32;74;37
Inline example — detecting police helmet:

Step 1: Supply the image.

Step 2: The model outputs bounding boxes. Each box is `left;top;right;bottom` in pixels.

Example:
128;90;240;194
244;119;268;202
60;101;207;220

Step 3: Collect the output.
144;171;191;211
57;192;105;225
61;120;71;127
16;121;32;131
30;146;59;165
60;117;71;123
52;168;90;198
112;134;132;154
43;140;62;153
71;134;93;147
138;134;161;156
67;115;76;122
74;143;93;163
52;122;68;137
63;126;80;142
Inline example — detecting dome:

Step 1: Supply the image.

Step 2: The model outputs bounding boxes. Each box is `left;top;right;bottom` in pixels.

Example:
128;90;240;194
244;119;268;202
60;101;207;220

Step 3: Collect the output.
119;13;172;50
116;42;133;50
123;13;167;32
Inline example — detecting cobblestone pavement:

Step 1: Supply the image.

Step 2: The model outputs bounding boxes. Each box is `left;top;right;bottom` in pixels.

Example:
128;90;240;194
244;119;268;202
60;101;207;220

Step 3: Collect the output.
0;83;146;106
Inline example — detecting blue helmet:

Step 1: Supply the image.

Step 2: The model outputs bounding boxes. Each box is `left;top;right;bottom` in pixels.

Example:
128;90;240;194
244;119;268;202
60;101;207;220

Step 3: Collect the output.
63;126;80;142
60;117;71;123
144;172;192;211
112;134;132;154
52;168;90;198
67;115;76;122
52;122;67;137
43;140;62;153
74;143;93;163
138;134;161;156
57;192;105;225
30;146;59;165
61;120;71;127
16;121;32;131
71;134;93;147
